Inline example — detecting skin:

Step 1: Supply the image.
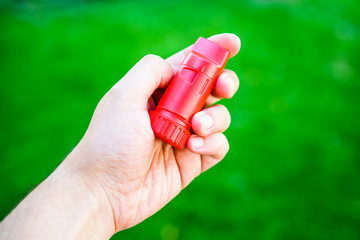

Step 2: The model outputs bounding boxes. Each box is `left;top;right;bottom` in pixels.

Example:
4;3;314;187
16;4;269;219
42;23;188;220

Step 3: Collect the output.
0;33;241;240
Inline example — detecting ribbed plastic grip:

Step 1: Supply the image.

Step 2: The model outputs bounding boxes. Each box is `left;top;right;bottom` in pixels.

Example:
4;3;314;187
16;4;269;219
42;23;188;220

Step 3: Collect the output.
150;111;191;149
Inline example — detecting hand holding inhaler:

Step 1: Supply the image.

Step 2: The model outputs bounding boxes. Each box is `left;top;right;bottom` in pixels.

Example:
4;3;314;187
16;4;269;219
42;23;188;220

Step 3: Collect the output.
0;34;241;239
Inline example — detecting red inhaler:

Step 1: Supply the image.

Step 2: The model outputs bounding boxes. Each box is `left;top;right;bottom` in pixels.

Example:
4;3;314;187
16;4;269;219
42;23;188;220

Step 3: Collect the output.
149;37;230;149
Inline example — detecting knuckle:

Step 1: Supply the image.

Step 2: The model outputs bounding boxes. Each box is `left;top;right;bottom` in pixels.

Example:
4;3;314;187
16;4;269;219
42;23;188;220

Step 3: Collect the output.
106;85;127;104
224;69;236;76
141;54;164;64
225;69;239;80
223;69;239;86
212;133;229;160
213;104;231;129
215;104;228;113
224;108;231;127
224;137;230;154
219;134;230;158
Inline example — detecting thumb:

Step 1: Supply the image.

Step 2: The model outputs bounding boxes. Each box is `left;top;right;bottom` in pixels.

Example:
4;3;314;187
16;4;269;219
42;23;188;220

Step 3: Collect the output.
113;54;174;109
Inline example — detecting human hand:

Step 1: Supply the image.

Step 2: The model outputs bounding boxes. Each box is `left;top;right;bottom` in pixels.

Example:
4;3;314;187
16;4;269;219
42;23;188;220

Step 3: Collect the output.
63;33;241;232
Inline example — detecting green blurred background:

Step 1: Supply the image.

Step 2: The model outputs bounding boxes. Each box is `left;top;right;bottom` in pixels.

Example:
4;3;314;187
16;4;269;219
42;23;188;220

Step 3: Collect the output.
0;0;359;239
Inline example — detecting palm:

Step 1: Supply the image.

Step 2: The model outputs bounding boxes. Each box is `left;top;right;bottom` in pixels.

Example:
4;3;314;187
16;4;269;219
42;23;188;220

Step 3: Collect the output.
103;107;202;229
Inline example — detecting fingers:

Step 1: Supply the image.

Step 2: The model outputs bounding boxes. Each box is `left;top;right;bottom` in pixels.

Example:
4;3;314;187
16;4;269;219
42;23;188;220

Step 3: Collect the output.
187;104;231;173
165;33;240;106
112;54;174;107
192;104;231;136
173;106;231;187
110;34;240;111
212;69;239;99
187;133;230;172
151;69;240;107
205;69;240;106
166;33;241;71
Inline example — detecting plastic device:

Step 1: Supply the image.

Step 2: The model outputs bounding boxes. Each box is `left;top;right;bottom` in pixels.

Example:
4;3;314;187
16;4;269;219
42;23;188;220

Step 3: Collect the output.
149;37;230;149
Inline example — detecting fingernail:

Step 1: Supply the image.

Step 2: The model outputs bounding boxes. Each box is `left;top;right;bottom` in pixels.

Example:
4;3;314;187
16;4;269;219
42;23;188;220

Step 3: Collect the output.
191;136;204;149
197;113;213;131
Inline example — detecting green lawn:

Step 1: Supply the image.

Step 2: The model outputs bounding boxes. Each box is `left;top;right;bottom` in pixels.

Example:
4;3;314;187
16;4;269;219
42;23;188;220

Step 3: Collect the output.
0;0;359;239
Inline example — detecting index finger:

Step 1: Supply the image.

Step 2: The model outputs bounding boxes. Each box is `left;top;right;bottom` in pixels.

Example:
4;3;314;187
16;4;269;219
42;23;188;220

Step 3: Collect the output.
166;33;241;71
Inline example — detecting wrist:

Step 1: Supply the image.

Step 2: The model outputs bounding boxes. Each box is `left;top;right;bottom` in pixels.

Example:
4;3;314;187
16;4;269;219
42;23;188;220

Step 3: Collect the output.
64;144;140;232
0;151;115;240
55;151;116;239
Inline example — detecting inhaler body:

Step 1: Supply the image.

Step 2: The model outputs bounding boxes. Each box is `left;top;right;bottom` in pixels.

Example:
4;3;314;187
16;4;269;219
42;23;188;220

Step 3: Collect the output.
149;37;230;149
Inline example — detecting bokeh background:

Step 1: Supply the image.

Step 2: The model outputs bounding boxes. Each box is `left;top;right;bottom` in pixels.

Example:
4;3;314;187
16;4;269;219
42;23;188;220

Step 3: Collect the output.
0;0;359;239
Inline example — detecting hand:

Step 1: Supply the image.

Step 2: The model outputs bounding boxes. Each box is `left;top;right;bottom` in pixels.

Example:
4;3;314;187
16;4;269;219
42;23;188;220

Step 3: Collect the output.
63;33;241;232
